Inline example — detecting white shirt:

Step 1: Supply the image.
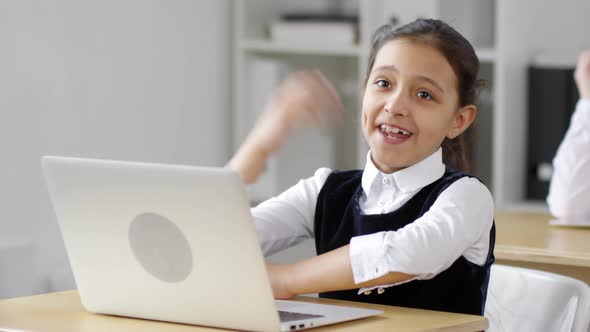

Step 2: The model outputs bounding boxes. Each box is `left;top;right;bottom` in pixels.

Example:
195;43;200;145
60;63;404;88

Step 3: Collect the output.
252;148;494;293
547;99;590;220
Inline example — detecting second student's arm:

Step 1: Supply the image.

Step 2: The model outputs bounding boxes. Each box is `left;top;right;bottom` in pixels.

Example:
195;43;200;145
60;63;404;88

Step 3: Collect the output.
547;50;590;220
547;99;590;220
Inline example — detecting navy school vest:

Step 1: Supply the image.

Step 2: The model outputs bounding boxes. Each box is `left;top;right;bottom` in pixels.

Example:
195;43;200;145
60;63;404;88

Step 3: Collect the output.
314;169;495;315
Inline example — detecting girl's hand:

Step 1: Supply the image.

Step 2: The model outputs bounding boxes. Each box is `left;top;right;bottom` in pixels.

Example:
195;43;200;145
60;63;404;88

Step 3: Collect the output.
265;262;296;299
249;70;344;156
575;50;590;100
228;70;344;184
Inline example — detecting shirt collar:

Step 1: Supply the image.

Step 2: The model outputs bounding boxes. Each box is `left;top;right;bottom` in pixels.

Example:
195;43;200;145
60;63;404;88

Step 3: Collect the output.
362;148;445;195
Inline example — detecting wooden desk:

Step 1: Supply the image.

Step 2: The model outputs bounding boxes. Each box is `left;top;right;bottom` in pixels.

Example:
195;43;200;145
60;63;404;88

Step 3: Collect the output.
495;211;590;283
0;291;487;332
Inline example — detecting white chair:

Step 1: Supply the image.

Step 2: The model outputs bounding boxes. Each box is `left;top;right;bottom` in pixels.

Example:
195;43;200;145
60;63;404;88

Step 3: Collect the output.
485;264;590;332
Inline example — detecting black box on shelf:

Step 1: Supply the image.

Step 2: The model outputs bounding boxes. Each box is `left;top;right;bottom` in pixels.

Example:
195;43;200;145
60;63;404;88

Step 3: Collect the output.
526;66;579;200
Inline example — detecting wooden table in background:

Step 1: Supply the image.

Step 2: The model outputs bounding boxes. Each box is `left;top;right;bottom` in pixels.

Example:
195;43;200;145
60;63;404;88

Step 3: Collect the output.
495;211;590;284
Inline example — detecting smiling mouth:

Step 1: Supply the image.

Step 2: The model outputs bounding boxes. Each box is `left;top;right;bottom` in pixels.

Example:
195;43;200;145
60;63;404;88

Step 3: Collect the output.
379;124;413;139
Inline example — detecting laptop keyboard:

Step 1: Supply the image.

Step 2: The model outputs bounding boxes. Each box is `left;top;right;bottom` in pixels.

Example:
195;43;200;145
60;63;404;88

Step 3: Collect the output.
278;310;324;322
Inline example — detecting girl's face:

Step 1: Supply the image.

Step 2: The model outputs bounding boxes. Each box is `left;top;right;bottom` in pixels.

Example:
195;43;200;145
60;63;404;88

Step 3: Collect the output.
361;38;476;173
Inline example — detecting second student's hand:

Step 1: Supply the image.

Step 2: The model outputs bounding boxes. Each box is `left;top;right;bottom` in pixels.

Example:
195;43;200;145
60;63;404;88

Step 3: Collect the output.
575;50;590;100
228;70;344;184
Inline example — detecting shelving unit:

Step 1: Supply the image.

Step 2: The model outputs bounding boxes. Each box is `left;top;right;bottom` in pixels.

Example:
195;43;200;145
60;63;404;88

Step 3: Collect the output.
240;39;362;56
232;0;588;210
476;48;497;63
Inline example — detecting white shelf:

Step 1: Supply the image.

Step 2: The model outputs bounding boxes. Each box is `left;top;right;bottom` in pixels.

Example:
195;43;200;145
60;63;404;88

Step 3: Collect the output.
240;39;362;57
241;40;495;62
475;47;497;63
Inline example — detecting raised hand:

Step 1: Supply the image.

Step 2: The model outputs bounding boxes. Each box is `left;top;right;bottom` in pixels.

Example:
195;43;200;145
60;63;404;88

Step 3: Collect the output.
249;70;344;156
228;70;344;184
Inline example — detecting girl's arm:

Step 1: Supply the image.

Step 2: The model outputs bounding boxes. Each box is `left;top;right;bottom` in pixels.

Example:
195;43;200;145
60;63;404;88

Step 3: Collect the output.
267;176;494;298
547;50;590;220
227;70;344;184
267;245;415;298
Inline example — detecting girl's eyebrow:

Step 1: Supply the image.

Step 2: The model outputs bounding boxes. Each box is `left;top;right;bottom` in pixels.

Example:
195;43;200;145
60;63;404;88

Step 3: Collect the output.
372;65;445;93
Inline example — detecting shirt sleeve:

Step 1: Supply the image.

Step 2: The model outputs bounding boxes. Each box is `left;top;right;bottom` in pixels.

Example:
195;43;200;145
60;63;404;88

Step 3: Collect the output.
251;167;331;257
348;177;494;292
547;99;590;220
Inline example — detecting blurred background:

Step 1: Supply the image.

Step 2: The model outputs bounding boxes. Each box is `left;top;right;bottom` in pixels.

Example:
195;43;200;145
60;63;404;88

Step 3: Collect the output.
1;0;589;298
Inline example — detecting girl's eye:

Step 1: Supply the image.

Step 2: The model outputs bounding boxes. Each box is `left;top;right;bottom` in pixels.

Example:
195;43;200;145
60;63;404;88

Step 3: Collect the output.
375;80;390;88
417;90;433;100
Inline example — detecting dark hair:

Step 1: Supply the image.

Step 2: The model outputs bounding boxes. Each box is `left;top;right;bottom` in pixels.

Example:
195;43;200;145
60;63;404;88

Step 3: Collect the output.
364;18;484;171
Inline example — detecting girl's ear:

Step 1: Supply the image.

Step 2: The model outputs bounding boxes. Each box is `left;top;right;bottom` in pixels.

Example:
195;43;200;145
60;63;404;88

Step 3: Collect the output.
447;104;477;139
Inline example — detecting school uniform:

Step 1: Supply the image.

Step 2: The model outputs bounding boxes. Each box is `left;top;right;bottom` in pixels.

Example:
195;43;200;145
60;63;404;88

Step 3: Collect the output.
252;148;495;315
547;99;590;220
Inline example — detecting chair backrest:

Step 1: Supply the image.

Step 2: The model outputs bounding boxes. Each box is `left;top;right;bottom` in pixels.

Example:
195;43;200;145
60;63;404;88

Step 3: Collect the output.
485;264;590;332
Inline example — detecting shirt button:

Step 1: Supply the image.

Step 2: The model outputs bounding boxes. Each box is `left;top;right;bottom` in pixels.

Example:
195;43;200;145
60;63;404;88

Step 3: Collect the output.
378;201;385;207
364;290;372;295
377;287;385;295
381;178;388;184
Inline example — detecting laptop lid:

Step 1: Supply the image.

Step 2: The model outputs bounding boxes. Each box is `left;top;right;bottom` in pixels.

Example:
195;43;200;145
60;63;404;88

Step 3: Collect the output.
42;156;382;332
42;156;281;331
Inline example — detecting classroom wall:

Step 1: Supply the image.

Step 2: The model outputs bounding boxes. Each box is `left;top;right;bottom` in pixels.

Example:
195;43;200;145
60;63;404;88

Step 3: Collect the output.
0;0;231;297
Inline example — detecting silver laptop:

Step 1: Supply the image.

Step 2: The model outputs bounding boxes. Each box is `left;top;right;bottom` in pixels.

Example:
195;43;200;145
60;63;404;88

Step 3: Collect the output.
41;156;382;332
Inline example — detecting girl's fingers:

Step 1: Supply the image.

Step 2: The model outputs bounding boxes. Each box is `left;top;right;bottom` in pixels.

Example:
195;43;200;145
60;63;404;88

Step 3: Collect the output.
297;71;344;126
312;70;345;119
275;70;344;128
305;104;323;127
286;72;324;124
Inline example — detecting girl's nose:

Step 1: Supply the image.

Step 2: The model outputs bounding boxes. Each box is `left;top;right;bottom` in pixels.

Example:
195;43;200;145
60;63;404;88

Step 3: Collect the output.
384;91;409;117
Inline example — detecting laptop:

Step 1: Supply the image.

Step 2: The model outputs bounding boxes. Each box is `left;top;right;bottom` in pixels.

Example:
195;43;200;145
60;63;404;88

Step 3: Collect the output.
41;156;382;332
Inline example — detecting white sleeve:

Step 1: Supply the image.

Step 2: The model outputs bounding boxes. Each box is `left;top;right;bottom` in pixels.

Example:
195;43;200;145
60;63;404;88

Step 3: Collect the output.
348;177;494;292
547;99;590;220
251;167;331;257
